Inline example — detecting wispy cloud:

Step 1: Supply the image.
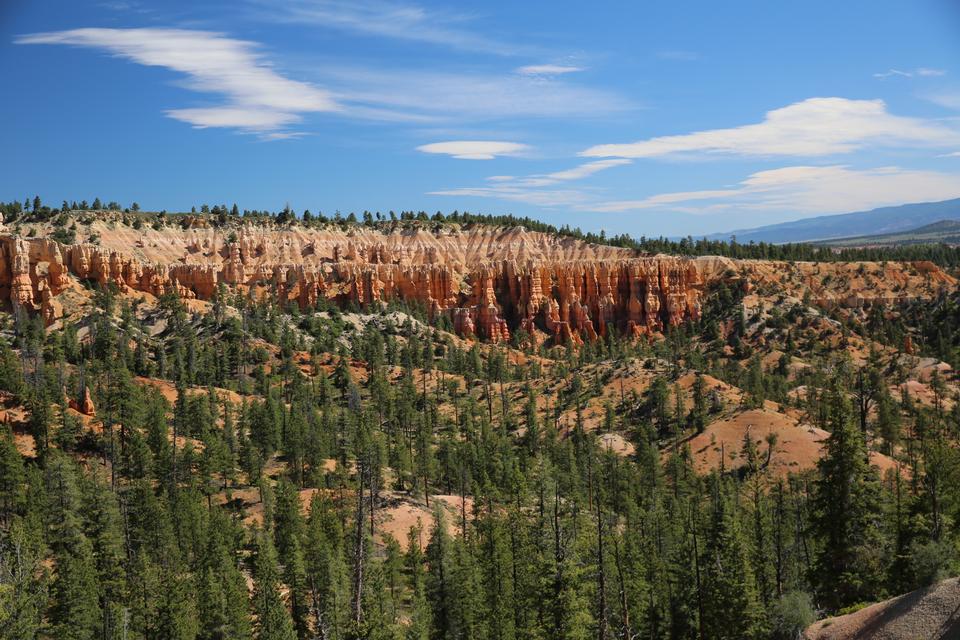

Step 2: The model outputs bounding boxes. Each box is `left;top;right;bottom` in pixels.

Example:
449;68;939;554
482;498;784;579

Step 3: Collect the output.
249;0;524;56
16;26;629;136
427;158;630;207
16;28;338;136
429;185;593;208
99;1;138;10
873;68;914;80
656;50;699;61
491;159;631;187
321;66;629;121
417;141;529;160
580;97;960;159
925;91;960;110
516;64;583;76
874;67;946;79
591;165;960;215
531;159;630;183
431;162;960;217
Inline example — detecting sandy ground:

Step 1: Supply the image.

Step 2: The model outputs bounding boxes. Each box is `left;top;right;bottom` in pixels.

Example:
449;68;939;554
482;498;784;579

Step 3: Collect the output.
805;577;960;639
683;408;899;478
376;493;473;550
135;376;247;406
599;432;635;457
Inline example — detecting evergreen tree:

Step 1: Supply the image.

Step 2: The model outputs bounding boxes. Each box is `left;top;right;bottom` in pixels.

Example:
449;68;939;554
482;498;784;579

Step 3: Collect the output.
700;480;764;639
0;517;47;639
47;456;102;640
251;531;297;640
810;384;887;611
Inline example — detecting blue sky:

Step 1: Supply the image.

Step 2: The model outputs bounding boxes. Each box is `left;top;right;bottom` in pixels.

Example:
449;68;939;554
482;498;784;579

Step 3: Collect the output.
2;0;960;237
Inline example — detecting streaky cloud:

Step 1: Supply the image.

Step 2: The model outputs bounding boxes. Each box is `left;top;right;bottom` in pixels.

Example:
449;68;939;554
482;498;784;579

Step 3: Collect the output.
516;64;583;76
249;0;527;56
16;27;339;136
592;165;960;215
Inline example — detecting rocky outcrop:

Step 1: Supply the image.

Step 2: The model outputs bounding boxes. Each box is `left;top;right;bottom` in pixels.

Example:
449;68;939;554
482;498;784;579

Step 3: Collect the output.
0;231;706;345
70;387;95;417
3;224;951;345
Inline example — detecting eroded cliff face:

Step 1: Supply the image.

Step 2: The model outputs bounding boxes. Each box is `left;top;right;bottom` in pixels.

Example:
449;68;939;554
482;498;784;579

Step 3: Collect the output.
0;226;703;345
1;224;953;345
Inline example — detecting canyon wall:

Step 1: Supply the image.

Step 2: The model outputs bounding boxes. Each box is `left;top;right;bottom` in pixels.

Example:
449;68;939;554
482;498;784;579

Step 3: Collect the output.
0;229;702;345
1;223;953;345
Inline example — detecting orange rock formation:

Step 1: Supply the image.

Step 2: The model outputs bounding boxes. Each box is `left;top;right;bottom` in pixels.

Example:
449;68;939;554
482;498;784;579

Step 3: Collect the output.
1;223;953;345
0;227;704;344
69;387;95;417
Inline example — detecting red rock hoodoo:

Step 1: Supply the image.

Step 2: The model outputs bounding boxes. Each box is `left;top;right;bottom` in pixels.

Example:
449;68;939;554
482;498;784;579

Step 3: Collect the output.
0;227;704;344
2;223;951;344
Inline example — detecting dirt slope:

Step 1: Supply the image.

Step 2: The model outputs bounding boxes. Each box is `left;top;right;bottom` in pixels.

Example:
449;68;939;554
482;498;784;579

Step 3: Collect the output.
684;408;900;478
805;578;960;640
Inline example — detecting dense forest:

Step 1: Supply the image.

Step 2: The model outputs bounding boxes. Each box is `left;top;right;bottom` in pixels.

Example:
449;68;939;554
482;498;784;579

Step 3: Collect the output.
0;202;958;639
0;257;956;640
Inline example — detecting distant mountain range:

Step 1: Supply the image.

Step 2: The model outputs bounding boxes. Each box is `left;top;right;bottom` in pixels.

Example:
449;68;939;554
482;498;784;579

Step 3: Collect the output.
817;219;960;248
708;198;960;244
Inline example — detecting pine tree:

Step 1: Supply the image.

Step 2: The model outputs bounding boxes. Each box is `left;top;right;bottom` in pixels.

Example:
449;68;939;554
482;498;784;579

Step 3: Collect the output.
477;514;516;640
197;511;252;640
810;383;887;611
82;477;127;640
27;395;51;460
47;459;102;640
425;509;453;638
49;514;102;640
251;531;297;640
691;372;708;433
0;517;48;639
700;480;764;639
0;427;25;524
274;479;309;638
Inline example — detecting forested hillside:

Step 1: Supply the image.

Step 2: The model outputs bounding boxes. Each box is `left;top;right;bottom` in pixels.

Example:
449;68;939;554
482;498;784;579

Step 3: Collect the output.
0;208;959;640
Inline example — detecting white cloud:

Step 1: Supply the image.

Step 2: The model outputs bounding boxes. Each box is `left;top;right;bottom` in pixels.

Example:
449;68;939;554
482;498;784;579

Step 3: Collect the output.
432;163;960;217
427;158;630;206
591;165;960;215
925;91;960;110
249;0;523;55
322;66;629;121
429;185;592;208
16;28;338;134
416;141;529;160
875;67;947;79
506;159;632;187
16;27;629;134
873;68;914;80
581;97;960;159
516;64;583;76
164;107;301;130
536;158;630;182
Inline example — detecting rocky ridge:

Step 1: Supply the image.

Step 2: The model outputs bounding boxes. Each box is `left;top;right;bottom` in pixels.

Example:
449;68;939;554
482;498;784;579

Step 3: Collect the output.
0;222;954;344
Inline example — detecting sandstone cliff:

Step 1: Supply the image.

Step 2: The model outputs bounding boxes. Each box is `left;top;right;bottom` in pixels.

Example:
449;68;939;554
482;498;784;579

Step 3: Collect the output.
0;225;704;344
0;222;954;345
